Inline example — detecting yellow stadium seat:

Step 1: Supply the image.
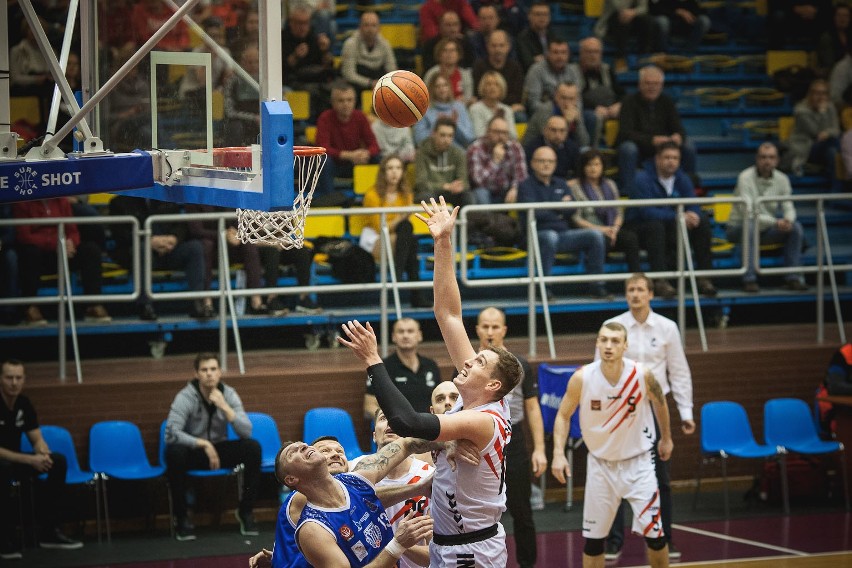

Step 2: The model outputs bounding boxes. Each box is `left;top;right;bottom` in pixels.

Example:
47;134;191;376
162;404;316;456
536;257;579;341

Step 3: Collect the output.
381;24;417;50
777;116;795;142
841;107;852;131
410;213;430;235
604;119;619;148
515;123;527;139
288;90;311;121
349;213;369;237
10;96;41;125
405;162;416;188
766;50;808;76
362;90;373;117
88;193;116;206
305;126;317;144
584;0;603;17
710;194;734;223
354;164;381;195
168;64;187;84
212;90;225;121
303;208;347;239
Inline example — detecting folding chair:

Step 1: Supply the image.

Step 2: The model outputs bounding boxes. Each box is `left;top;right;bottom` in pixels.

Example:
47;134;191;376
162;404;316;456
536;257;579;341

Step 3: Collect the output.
537;363;582;510
303;408;364;460
764;398;850;511
693;402;786;516
246;412;283;473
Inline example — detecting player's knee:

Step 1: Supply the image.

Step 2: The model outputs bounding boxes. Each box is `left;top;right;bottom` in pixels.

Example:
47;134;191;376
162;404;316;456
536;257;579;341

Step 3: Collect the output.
584;538;605;556
645;536;667;551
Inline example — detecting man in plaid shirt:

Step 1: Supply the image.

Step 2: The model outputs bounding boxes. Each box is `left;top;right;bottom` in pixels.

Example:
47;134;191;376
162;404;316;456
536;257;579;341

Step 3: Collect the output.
467;116;529;204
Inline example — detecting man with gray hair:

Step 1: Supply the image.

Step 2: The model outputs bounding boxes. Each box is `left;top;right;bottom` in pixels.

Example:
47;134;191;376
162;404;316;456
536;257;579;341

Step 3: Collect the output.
340;11;398;91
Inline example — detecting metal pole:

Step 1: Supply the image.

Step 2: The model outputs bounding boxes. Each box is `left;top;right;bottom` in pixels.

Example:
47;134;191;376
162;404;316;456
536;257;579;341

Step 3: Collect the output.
258;0;283;104
676;206;686;341
79;0;99;137
816;201;825;343
380;216;403;320
219;227;245;374
218;219;228;373
45;0;80;137
40;0;202;155
526;218;537;357
58;227;82;383
528;219;556;359
0;0;17;160
818;202;846;344
677;214;708;352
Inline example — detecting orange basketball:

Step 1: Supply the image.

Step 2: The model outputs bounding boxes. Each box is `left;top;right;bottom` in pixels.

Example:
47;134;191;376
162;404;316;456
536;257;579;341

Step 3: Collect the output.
372;70;430;128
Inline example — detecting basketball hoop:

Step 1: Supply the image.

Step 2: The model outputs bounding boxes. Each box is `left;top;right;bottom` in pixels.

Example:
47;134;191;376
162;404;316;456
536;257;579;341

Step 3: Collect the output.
220;146;327;249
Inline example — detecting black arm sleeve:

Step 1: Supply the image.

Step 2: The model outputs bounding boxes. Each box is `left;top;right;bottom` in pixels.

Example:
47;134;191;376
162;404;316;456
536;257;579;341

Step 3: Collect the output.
367;363;441;440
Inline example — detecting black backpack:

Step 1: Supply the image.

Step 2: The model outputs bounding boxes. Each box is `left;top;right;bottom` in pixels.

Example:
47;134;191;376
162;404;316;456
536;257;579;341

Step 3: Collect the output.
319;239;376;284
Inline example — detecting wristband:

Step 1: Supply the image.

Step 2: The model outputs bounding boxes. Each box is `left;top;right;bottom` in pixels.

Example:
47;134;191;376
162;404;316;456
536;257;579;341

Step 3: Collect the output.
385;538;406;559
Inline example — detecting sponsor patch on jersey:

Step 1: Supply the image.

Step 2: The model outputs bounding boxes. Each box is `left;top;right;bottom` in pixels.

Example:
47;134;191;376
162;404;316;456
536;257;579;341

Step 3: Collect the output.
351;541;368;561
363;498;378;513
591;399;601;411
339;524;354;541
364;522;383;549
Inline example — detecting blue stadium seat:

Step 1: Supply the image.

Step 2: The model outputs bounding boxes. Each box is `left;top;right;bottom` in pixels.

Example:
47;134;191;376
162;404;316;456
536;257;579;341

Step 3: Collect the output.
303;407;364;461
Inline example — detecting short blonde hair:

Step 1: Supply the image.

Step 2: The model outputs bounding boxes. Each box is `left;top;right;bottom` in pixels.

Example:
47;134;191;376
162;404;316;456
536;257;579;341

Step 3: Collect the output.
477;70;507;100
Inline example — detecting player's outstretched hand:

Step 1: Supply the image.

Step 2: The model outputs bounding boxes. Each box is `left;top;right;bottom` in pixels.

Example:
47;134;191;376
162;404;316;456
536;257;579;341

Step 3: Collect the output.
337;320;383;367
394;510;434;548
415;196;459;242
551;453;571;484
248;548;272;568
445;439;481;471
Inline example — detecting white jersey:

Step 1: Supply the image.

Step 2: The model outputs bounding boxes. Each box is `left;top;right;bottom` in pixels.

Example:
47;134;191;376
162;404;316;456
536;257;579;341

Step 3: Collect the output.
375;458;434;568
580;358;656;461
431;398;512;536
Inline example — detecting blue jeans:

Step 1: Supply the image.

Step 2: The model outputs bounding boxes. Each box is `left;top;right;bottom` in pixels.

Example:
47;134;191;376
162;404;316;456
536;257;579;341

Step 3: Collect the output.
726;222;804;283
537;228;606;277
617;140;697;196
654;14;711;53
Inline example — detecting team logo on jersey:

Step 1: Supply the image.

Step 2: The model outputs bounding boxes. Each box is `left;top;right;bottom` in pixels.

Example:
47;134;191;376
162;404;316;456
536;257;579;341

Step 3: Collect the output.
363;522;383;549
339;524;354;541
353;511;370;531
363;498;378;512
591;400;601;411
350;541;368;561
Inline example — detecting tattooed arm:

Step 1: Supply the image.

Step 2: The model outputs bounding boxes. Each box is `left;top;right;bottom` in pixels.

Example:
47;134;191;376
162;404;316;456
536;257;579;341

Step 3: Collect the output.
645;368;673;462
352;437;425;485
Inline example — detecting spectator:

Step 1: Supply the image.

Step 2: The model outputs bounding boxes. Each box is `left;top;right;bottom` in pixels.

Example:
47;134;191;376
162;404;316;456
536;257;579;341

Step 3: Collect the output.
340;11;398;92
475;307;547;568
371;108;417;163
108;196;211;320
9;23;52;129
817;343;852;436
13;198;111;325
1;359;84;559
359;155;430;307
516;1;558;72
597;273;695;562
467;116;528;204
421;10;477;71
470;0;527;35
281;2;335;118
650;0;711;54
419;0;479;45
413;74;475;149
300;0;337;41
626;141;716;297
472;29;526;117
179;17;234;102
818;5;851;73
414;116;475;206
727;143;808;293
165;353;262;541
469;71;518;139
185;205;271;315
518;146;608;298
315;81;381;204
616;65;696;197
568;149;642;273
594;0;656;72
468;5;503;61
227;9;259;61
569;37;624;147
523;38;578;115
786;79;841;191
223;46;260;147
261;245;322;315
829;52;852;108
423;38;476;105
130;0;189;51
103;48;151;152
524;115;582;179
767;0;831;49
363;317;441;420
523;81;590;150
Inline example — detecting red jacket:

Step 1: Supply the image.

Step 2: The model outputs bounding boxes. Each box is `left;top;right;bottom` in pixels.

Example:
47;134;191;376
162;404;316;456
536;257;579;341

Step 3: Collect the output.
315;109;380;161
13;198;80;252
419;0;480;43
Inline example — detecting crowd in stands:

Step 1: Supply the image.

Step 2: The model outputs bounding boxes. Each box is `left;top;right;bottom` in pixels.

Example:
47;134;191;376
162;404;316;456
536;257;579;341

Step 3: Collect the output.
5;0;846;326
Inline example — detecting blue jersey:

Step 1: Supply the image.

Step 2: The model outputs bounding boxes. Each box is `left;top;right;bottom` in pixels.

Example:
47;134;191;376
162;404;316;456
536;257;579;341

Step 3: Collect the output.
296;472;393;566
271;492;308;568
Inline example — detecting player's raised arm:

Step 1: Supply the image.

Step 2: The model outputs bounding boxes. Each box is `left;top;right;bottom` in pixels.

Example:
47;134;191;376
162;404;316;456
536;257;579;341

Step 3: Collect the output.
551;368;584;484
416;197;477;371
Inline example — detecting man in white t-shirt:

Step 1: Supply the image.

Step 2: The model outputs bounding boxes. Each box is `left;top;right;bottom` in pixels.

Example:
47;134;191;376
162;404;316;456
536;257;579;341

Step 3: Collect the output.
552;321;673;568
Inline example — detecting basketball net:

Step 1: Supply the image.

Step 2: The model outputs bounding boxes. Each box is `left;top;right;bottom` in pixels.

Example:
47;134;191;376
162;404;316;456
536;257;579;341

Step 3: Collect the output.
234;146;327;249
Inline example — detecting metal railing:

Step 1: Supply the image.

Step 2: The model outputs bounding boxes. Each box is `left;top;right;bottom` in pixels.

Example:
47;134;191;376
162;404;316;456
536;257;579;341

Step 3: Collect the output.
2;192;849;381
